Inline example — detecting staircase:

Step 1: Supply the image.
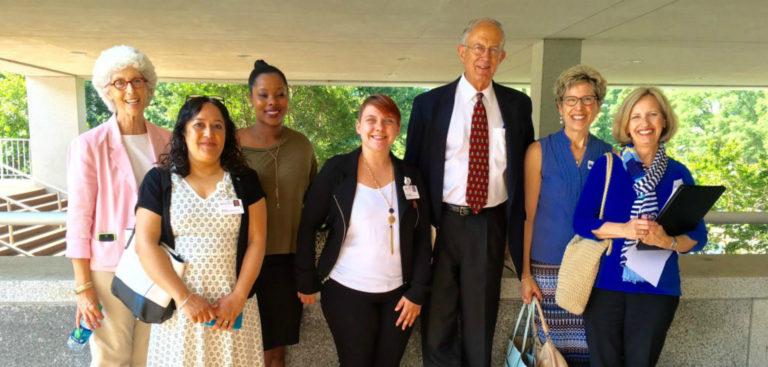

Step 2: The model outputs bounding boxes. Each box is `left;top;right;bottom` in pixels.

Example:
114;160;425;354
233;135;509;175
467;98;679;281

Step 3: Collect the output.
0;187;68;256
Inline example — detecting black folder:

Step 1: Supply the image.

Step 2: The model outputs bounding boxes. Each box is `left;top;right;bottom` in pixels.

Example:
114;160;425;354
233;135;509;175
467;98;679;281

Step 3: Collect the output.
637;185;725;250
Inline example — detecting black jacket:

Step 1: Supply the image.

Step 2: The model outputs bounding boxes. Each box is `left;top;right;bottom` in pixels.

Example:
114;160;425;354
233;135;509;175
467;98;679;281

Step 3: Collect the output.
137;166;265;298
404;78;534;278
295;148;432;305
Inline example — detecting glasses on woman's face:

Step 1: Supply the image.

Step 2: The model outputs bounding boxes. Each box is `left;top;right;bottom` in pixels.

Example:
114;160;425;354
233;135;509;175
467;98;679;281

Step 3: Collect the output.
561;95;599;106
185;95;226;103
110;78;147;90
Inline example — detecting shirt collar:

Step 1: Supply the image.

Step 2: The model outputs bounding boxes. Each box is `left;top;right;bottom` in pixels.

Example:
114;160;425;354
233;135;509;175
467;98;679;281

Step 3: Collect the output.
458;74;495;105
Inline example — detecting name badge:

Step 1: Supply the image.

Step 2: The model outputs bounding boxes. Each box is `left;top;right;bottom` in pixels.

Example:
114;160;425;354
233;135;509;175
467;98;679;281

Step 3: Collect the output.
403;185;420;200
220;199;244;215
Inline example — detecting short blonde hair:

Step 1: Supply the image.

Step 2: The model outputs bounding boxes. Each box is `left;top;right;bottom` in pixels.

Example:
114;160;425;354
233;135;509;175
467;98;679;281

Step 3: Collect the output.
553;65;607;106
612;87;678;145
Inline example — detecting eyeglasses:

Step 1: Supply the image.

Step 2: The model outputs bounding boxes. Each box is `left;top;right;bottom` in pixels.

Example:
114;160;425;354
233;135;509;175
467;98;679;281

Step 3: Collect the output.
110;78;147;90
185;95;226;103
561;95;599;106
464;44;503;57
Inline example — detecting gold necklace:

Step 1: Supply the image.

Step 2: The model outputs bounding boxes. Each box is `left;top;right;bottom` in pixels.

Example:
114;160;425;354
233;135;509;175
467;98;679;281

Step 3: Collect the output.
266;144;280;209
362;157;396;255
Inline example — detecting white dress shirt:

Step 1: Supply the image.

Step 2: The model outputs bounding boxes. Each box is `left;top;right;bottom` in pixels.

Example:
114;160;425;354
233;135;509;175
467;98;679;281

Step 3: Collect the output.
442;74;507;207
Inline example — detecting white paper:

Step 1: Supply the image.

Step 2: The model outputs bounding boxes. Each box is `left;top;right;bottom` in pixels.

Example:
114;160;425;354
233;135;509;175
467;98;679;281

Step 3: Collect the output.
663;179;685;208
625;244;673;287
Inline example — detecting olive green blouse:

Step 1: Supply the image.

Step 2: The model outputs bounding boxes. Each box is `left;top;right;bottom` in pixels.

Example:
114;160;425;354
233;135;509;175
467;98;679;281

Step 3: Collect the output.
242;127;317;255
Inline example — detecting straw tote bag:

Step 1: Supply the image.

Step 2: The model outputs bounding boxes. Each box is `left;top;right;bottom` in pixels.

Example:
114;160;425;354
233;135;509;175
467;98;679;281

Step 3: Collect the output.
555;153;614;315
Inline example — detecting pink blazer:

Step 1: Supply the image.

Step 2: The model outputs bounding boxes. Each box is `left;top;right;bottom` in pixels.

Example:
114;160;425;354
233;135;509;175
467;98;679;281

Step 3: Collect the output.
65;116;171;272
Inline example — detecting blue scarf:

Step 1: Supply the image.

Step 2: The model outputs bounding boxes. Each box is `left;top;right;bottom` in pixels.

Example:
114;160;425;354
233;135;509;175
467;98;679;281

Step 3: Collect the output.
620;144;668;283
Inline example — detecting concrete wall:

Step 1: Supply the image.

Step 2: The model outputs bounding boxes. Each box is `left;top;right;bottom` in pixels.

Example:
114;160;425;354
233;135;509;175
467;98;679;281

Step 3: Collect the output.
1;255;766;366
25;76;87;190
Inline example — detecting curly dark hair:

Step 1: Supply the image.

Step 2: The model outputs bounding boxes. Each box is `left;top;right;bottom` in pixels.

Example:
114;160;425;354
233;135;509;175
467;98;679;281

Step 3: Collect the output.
161;96;249;176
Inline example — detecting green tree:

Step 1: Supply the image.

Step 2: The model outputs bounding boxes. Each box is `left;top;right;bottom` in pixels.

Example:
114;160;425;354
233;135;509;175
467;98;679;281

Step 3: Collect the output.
84;81;112;128
0;72;29;138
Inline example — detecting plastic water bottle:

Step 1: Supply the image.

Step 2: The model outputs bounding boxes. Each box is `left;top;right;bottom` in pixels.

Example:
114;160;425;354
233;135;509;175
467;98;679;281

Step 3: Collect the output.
67;304;102;352
66;320;93;352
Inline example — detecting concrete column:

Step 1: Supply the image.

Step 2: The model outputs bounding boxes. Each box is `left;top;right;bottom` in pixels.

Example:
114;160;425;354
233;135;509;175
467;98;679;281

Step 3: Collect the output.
530;39;582;138
25;76;87;190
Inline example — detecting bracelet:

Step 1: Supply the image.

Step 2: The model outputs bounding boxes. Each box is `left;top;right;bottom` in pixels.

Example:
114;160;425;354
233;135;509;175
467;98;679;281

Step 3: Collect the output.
669;236;679;252
177;293;192;310
74;281;94;295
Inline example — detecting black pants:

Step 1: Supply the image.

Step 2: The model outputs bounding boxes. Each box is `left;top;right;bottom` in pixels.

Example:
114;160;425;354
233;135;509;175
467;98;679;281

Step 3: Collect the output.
321;279;412;367
421;204;506;367
583;288;680;367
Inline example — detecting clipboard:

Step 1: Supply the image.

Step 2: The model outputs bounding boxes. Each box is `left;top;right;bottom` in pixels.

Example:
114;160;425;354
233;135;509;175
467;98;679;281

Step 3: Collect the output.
637;184;725;250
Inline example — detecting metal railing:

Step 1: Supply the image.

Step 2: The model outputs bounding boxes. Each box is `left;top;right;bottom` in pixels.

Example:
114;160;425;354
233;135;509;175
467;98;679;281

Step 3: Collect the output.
0;211;765;257
0;162;68;256
0;138;30;179
0;162;68;195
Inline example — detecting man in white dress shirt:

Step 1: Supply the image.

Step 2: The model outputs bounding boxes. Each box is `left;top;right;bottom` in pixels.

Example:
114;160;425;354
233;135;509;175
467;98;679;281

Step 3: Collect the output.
404;18;534;366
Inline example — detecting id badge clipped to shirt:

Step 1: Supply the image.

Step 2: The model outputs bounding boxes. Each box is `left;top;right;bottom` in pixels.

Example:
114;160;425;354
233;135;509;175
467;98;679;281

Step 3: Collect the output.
220;199;244;215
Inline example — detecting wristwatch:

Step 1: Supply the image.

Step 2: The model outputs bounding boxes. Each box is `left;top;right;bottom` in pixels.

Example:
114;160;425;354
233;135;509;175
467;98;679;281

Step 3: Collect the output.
669;236;678;252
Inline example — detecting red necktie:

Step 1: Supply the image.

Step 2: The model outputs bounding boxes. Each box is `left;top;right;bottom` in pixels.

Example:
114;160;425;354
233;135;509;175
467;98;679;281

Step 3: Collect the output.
466;93;489;214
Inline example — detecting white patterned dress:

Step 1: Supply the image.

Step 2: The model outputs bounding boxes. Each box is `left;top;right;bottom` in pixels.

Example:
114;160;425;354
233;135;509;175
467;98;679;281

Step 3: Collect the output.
147;173;264;367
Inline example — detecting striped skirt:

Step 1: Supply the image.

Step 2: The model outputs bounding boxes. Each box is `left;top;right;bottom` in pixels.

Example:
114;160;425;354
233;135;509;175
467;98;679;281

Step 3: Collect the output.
532;261;590;366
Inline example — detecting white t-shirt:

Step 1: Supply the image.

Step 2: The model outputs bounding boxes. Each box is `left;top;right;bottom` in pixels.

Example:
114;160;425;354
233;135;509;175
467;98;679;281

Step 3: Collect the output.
330;182;403;293
122;134;155;186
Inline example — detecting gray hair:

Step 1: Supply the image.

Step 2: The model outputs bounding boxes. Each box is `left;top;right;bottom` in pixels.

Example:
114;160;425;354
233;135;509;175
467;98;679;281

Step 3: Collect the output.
553;65;607;105
460;18;506;50
91;45;157;113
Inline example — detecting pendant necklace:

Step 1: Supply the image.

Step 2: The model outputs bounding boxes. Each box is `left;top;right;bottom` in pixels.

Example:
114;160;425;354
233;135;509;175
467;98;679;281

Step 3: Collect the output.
266;143;281;209
362;157;396;255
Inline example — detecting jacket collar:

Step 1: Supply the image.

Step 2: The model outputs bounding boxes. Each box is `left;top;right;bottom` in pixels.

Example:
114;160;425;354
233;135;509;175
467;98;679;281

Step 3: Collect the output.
105;115;138;195
336;147;410;220
105;115;168;194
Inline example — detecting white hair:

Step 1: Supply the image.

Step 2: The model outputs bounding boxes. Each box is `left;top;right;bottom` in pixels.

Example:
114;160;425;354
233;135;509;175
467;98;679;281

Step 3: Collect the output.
91;45;157;112
460;18;506;50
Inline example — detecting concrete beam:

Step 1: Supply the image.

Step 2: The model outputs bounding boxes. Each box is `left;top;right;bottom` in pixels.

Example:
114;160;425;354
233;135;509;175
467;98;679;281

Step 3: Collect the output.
530;39;582;138
25;76;87;189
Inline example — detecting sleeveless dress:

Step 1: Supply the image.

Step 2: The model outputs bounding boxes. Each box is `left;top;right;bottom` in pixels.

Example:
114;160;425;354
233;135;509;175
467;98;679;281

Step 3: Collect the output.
146;173;264;367
531;129;612;367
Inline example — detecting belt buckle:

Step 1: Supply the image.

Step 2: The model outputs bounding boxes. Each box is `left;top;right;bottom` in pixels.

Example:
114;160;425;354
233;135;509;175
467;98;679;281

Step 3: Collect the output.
459;206;473;216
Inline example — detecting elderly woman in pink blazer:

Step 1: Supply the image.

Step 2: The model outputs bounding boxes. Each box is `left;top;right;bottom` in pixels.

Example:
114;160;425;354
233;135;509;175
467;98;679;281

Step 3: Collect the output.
65;45;170;366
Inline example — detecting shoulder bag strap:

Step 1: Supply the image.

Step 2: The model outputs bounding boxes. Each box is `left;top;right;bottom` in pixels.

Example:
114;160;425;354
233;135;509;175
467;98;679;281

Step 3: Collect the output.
598;153;613;220
598;153;613;255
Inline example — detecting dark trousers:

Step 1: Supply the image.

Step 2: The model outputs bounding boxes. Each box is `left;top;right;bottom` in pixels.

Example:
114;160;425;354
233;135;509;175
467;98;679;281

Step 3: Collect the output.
421;204;507;367
583;288;680;367
321;279;412;367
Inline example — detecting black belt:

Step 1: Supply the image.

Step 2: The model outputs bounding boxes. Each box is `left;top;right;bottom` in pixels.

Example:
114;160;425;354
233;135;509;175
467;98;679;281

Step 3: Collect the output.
442;202;503;216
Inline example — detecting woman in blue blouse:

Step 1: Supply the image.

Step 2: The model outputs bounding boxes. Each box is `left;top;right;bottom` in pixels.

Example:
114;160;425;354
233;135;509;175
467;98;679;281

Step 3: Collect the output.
573;87;708;366
520;65;612;366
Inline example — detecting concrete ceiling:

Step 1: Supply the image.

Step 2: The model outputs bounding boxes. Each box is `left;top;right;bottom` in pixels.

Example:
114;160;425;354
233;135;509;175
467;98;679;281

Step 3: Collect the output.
1;0;767;86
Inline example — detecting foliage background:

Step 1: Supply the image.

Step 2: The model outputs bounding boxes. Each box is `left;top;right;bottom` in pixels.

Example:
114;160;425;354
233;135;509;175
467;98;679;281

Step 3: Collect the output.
1;72;766;254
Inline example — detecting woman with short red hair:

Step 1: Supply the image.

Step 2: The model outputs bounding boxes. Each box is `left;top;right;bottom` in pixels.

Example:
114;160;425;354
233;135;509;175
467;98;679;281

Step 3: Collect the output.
295;94;432;367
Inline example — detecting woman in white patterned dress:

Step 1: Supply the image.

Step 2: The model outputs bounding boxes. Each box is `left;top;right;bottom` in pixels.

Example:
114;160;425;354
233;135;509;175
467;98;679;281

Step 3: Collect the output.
135;96;267;366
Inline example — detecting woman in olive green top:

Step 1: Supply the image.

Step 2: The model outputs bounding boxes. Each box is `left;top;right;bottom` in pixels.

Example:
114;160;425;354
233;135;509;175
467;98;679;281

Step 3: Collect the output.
237;60;317;367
